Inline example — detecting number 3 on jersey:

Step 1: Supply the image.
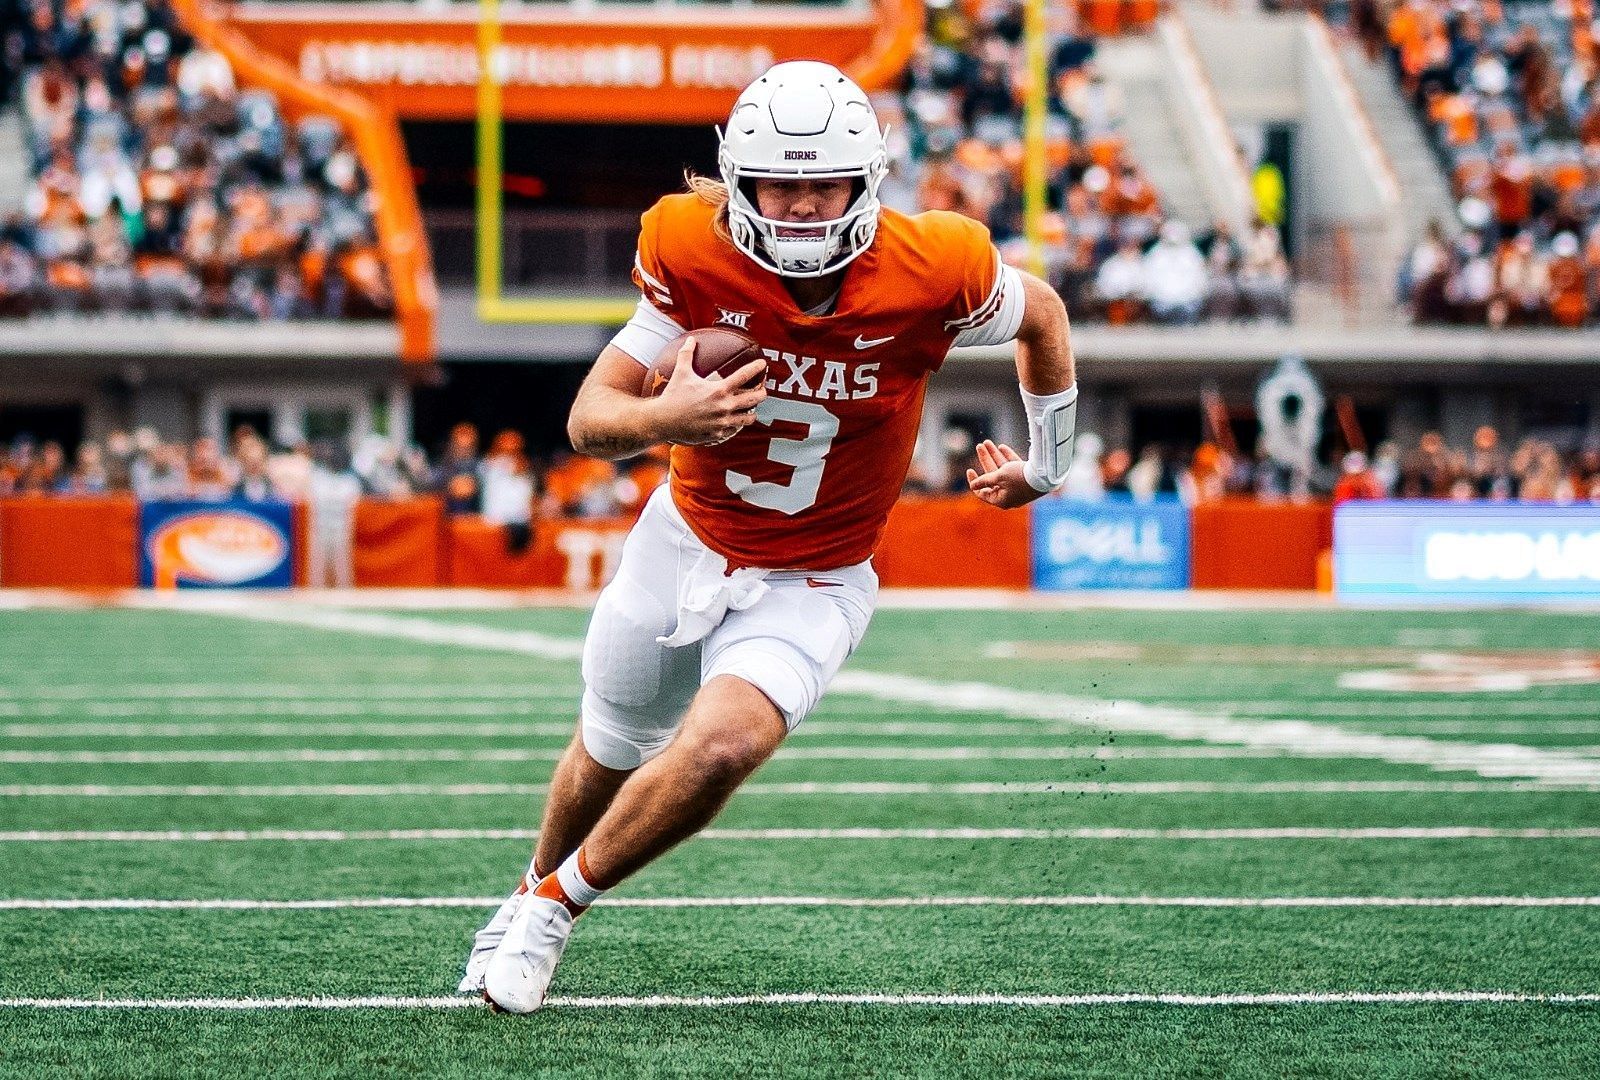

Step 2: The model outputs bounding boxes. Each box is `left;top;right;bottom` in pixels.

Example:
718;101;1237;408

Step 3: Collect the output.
724;398;840;515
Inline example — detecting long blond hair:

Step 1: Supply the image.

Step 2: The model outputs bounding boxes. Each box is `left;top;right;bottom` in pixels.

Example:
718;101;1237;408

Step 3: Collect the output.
685;170;733;242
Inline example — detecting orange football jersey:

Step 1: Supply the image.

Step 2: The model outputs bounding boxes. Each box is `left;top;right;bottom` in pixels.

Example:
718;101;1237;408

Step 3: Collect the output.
632;192;1006;570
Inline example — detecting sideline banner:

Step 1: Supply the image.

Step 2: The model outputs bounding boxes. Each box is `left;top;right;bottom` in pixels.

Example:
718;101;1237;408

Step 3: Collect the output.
1334;501;1600;602
1031;497;1190;590
139;502;295;589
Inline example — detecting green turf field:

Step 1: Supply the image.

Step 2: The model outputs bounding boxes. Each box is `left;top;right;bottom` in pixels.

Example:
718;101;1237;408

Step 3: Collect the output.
0;598;1597;1078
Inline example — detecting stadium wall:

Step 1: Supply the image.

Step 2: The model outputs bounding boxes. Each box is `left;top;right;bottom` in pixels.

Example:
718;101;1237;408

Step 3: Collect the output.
0;496;1328;592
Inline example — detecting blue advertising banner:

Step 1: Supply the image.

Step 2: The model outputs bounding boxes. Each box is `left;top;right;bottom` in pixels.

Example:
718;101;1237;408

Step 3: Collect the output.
1031;497;1190;591
138;501;295;589
1335;501;1600;603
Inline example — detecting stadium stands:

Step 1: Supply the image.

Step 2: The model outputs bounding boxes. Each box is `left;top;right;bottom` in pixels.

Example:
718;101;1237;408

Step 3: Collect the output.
1375;0;1600;326
1;0;391;319
5;419;1594;508
889;2;1293;324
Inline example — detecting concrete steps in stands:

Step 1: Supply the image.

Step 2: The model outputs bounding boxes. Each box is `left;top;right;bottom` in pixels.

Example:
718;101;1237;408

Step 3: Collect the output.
1097;36;1216;229
0;105;27;215
1336;41;1456;242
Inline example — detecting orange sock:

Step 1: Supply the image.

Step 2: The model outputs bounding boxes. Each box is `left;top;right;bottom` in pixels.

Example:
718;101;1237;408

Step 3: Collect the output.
535;847;605;917
533;871;588;918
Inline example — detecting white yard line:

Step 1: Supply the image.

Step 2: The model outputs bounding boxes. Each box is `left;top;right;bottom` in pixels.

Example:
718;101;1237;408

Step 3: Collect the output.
0;745;1305;764
1194;701;1600;718
0;684;574;701
0;701;576;719
4;895;1599;911
0;719;1061;739
0;721;583;739
8;745;1600;766
0;719;1084;739
3;827;1598;843
3;779;1596;798
172;601;587;660
830;673;1600;784
181;603;1600;786
1;990;1596;1010
1346;722;1600;737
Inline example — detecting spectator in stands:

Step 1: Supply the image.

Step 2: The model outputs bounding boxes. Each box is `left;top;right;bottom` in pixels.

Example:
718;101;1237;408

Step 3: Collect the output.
1239;219;1294;321
1490;230;1549;326
1332;451;1385;505
542;451;619;518
103;430;136;493
306;440;361;588
0;237;36;314
615;446;670;516
1059;431;1105;499
268;440;312;503
481;429;535;553
889;4;1286;325
6;0;388;321
187;436;233;499
1127;444;1181;500
436;422;482;516
60;441;108;495
232;432;277;502
136;439;188;500
1092;236;1145;324
1142;222;1207;324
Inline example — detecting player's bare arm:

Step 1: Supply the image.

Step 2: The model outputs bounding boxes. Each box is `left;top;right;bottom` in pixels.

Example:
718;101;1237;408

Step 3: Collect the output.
967;270;1078;510
567;339;766;459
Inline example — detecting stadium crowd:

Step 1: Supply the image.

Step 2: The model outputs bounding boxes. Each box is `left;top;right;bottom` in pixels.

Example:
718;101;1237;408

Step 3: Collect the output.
0;0;390;318
1359;0;1600;326
915;422;1600;504
888;1;1294;323
4;422;1596;513
0;423;668;521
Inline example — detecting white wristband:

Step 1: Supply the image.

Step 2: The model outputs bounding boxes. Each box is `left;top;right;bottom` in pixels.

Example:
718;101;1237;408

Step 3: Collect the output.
1021;383;1078;493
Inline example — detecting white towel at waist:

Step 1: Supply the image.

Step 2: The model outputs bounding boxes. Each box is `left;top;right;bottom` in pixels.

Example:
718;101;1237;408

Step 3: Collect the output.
656;547;770;648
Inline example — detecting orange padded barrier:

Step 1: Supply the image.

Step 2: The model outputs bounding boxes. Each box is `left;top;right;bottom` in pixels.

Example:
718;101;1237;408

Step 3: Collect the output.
169;0;435;361
0;497;139;588
1082;0;1125;36
447;516;633;590
1190;501;1333;590
874;497;1031;589
1124;0;1162;30
355;498;448;587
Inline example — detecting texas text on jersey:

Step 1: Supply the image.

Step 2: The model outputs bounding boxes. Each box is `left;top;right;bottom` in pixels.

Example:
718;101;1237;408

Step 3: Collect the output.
632;191;1012;570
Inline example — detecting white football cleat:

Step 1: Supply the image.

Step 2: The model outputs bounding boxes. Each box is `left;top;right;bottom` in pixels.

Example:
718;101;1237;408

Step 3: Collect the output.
456;885;528;994
482;895;575;1014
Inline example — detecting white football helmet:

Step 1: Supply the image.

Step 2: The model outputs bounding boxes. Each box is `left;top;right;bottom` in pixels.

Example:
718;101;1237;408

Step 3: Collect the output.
718;61;888;278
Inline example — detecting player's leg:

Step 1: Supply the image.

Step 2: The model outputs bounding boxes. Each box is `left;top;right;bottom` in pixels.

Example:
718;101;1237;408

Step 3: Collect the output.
576;674;786;886
482;674;785;1014
483;555;873;1013
463;488;696;997
530;730;631;879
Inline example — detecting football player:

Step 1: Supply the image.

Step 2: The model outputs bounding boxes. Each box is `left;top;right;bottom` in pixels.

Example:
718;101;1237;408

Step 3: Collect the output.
463;60;1077;1013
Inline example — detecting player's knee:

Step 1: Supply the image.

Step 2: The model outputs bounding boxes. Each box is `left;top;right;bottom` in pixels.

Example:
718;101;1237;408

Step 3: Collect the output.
677;688;784;787
682;726;774;788
580;690;676;771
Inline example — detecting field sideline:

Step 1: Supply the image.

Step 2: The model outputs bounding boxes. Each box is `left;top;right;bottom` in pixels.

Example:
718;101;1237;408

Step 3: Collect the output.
0;593;1597;1078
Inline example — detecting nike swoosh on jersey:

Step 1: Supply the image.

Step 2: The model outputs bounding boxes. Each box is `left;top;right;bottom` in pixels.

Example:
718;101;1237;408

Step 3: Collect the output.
853;334;895;349
805;578;844;589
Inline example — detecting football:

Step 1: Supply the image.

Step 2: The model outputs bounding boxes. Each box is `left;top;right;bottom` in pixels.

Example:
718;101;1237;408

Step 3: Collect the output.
644;327;766;397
